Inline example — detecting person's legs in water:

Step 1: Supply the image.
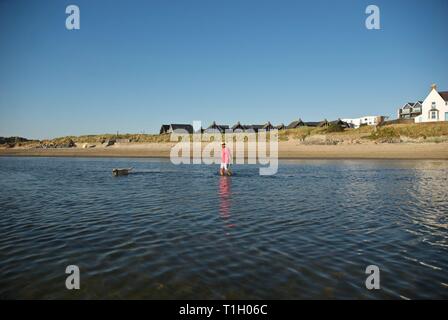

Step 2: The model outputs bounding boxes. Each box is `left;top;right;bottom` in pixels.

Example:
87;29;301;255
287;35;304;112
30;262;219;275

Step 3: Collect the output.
226;164;231;175
220;163;227;175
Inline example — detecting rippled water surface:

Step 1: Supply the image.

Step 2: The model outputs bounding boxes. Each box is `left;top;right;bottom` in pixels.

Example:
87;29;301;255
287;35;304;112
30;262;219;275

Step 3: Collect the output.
0;157;447;299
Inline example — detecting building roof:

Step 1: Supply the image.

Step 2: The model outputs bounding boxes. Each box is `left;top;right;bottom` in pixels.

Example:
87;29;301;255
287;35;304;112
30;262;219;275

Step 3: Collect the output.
400;101;423;111
231;122;275;131
170;124;194;133
330;119;348;126
262;122;274;129
439;91;448;102
206;121;229;132
286;118;304;129
303;121;320;127
159;124;170;134
276;123;285;129
231;122;254;131
318;119;330;127
231;121;244;130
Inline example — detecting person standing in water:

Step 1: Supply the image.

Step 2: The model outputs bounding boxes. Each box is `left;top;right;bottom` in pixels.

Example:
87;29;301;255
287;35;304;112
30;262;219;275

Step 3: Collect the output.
220;142;231;175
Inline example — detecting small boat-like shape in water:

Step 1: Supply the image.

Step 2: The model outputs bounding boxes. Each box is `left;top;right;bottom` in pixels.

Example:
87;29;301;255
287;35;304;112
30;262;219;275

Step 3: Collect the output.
112;168;133;176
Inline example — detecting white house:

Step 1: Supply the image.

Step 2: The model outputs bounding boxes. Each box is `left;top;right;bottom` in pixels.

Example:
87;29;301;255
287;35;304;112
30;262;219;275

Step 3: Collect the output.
414;84;448;123
341;116;386;128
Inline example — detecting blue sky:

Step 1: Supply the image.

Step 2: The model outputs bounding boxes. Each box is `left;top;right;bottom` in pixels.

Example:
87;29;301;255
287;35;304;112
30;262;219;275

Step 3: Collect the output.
0;0;447;139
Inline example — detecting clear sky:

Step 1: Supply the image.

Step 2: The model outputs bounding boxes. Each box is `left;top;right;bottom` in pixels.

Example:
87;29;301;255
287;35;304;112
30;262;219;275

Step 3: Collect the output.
0;0;447;139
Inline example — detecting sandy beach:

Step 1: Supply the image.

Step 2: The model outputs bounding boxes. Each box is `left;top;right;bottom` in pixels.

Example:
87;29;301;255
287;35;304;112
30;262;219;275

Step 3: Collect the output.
1;141;447;159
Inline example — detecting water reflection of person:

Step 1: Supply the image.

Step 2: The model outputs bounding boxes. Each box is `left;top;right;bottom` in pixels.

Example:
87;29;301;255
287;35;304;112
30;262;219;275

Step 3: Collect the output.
219;176;235;231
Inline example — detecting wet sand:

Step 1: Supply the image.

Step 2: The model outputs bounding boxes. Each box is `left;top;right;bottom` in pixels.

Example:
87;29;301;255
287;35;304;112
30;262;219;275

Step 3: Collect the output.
1;142;447;159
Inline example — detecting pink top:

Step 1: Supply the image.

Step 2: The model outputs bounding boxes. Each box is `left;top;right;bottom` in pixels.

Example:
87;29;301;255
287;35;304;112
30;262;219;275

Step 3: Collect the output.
221;147;231;164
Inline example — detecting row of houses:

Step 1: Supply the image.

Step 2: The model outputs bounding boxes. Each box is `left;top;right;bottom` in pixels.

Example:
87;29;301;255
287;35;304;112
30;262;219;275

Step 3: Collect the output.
397;84;448;122
159;84;447;135
285;118;353;129
160;122;276;134
160;118;368;135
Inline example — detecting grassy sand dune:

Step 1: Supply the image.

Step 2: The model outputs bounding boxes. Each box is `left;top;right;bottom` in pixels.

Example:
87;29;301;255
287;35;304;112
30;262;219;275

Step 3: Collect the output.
1;122;448;159
279;122;448;144
3;122;448;147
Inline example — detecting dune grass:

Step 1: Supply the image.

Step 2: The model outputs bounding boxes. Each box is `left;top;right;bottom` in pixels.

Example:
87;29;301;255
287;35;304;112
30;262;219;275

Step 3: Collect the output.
53;133;173;144
278;122;448;143
70;123;448;144
278;125;375;141
6;122;448;147
365;122;448;142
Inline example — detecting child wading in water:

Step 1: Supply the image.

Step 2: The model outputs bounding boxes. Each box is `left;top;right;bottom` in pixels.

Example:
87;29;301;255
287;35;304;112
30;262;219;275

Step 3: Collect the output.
220;142;232;176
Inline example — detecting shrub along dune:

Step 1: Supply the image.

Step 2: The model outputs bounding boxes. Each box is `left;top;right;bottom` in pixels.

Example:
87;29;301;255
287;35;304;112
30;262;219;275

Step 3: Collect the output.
278;122;448;144
1;122;448;158
2;122;448;148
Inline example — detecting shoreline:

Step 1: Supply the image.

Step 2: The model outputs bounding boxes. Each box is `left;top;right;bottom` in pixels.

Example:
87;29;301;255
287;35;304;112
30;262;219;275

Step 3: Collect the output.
1;142;448;160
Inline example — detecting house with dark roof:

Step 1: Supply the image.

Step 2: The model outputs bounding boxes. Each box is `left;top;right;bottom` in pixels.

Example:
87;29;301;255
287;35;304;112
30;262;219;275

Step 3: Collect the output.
415;84;448;123
262;122;275;131
304;120;330;127
276;123;286;130
286;118;305;129
231;121;275;132
318;119;330;127
303;121;320;127
287;118;334;128
204;121;230;133
247;124;264;132
159;124;194;134
231;121;247;132
159;125;170;134
329;119;351;128
397;101;423;119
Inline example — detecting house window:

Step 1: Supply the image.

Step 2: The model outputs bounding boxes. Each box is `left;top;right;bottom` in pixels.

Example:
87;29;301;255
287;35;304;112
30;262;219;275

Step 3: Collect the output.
431;102;436;109
431;111;437;120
